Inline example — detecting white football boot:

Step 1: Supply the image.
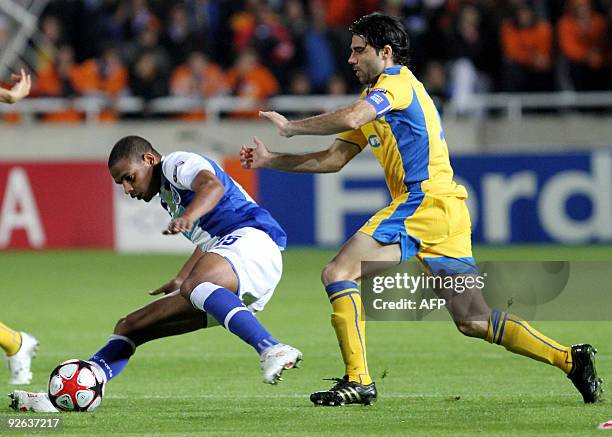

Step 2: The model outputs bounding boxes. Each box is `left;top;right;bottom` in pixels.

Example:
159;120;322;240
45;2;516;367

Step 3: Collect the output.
9;391;59;413
260;343;303;384
6;332;38;385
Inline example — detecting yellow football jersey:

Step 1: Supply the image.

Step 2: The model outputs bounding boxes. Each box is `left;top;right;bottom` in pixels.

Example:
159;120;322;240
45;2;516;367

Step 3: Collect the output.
337;65;467;200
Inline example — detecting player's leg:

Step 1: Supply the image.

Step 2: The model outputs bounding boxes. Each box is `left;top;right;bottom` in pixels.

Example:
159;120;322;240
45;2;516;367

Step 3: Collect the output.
431;266;601;402
8;294;205;413
1;322;38;384
0;322;22;357
421;196;601;402
322;231;401;381
89;291;206;382
113;291;205;345
181;228;301;384
309;231;400;406
312;193;431;406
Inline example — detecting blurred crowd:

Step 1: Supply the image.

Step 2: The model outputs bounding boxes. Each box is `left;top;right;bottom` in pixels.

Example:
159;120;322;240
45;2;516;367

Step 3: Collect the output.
2;0;612;121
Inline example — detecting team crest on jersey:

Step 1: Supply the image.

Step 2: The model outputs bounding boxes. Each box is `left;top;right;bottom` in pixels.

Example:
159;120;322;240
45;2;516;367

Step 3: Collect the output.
173;161;184;184
170;185;181;205
368;134;381;148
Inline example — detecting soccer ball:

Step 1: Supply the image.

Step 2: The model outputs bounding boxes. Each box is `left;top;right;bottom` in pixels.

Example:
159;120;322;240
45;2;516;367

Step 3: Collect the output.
48;360;105;412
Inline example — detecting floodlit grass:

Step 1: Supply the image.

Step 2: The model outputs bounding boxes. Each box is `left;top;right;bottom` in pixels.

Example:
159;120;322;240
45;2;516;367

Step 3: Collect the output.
1;246;611;435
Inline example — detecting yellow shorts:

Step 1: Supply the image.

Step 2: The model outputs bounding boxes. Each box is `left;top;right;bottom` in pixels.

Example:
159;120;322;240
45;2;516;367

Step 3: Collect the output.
359;191;477;275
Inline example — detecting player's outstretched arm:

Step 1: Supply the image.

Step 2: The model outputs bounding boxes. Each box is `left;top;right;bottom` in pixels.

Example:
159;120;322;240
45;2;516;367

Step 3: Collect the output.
240;136;361;174
163;170;225;235
259;99;376;137
149;247;205;295
0;69;31;104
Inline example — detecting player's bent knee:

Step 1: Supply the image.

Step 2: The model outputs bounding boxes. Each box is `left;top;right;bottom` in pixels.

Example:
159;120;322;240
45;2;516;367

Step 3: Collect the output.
113;315;134;337
321;262;355;285
179;278;198;301
456;320;488;339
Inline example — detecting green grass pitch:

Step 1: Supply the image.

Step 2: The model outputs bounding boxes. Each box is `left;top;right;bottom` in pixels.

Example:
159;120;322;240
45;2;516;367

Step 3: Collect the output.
2;245;612;436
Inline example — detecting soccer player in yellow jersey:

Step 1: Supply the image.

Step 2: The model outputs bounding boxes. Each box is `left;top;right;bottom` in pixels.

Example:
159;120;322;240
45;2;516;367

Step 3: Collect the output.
241;13;601;406
1;70;38;385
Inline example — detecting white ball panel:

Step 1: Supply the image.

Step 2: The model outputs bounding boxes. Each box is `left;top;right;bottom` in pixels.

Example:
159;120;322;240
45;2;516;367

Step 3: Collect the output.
48;375;64;396
76;367;95;387
76;390;94;408
58;363;78;380
88;362;106;384
87;396;102;412
56;394;74;411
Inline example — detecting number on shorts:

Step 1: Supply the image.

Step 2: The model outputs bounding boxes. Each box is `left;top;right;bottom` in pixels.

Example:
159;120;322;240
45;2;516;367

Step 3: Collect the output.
219;235;241;246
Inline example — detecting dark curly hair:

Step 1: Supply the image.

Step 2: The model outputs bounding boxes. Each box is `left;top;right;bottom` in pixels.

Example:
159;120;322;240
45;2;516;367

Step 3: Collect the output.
348;12;410;66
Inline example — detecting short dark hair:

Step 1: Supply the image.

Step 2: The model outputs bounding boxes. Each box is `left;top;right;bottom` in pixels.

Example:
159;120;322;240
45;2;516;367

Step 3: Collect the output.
108;135;159;168
349;13;410;66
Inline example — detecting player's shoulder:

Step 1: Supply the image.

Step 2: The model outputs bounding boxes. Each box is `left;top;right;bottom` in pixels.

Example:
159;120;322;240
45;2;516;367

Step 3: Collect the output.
369;66;419;111
162;151;217;181
374;66;413;93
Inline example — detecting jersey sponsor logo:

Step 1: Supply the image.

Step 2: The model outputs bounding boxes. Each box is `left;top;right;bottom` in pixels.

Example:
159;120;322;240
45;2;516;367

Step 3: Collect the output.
368;135;381;148
371;88;388;94
173;161;184;184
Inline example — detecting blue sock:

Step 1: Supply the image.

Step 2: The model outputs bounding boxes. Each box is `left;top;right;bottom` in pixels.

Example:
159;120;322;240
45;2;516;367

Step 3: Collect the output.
89;335;135;381
190;283;278;354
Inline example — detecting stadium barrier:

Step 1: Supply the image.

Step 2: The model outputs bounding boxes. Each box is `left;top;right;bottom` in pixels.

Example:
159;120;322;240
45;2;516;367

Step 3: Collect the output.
0;150;610;251
2;92;612;122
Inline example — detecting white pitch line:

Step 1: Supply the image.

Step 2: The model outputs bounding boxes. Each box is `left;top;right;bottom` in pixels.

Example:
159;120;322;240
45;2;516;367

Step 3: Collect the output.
103;393;580;400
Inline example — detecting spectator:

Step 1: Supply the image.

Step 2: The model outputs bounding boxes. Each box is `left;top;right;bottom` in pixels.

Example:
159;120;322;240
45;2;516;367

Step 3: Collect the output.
129;51;168;116
422;60;450;112
124;26;171;77
326;74;348;95
282;0;310;81
162;3;206;67
79;44;128;98
97;1;131;42
303;2;337;93
170;51;227;98
226;48;279;117
127;0;161;38
169;51;228;120
500;4;553;91
34;45;85;123
79;44;129;122
447;4;493;115
231;0;295;87
287;69;314;117
558;0;608;90
36;15;65;72
288;70;312;96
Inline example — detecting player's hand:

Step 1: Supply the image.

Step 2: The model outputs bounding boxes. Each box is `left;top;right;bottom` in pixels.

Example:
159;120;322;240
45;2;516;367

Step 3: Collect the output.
149;277;183;296
163;216;194;235
240;136;271;169
259;111;293;137
8;69;31;103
